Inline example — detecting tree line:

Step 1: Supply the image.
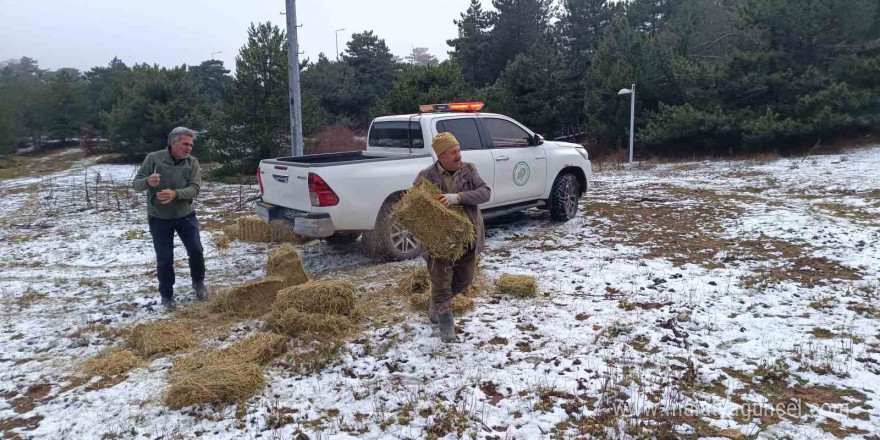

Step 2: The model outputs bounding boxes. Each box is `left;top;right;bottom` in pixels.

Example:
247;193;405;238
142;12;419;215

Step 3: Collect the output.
1;0;879;172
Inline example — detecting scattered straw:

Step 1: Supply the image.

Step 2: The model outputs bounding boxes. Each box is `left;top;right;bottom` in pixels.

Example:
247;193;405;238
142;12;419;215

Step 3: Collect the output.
164;361;265;409
173;332;287;374
396;267;431;295
129;320;194;356
210;277;285;318
266;245;310;287
496;274;538;298
266;308;354;336
394;178;474;260
273;280;356;316
81;350;140;376
214;232;230;249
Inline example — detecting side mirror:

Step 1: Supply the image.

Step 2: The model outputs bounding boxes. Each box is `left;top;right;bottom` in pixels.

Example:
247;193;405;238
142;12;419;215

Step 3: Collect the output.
533;134;544;146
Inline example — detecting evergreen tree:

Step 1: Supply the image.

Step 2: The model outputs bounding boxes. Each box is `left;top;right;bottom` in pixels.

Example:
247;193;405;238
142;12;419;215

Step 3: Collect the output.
301;53;358;126
371;61;474;117
405;47;439;66
447;0;495;87
342;31;399;126
488;0;555;83
185;59;233;128
559;0;622;73
84;57;130;132
46;69;88;141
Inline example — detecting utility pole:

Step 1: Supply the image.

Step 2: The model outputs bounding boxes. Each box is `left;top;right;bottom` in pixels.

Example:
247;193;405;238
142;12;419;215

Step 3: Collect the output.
285;0;304;156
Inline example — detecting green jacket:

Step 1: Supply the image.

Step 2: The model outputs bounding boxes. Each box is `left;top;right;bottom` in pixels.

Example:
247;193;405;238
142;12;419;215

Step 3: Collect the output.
132;148;202;219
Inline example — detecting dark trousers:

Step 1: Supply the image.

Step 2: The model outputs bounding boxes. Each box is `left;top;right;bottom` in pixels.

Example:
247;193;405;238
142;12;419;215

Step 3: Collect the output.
424;247;477;315
148;212;205;299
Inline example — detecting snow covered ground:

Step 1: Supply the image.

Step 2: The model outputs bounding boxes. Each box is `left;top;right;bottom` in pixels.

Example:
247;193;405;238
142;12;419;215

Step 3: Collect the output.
1;147;878;440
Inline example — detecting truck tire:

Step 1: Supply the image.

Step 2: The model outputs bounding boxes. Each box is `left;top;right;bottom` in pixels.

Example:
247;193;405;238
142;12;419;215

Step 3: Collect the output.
325;231;361;247
361;201;422;260
549;172;581;221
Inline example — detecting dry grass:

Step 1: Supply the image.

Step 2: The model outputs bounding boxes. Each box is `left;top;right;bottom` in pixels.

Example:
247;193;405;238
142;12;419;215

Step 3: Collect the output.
128;321;194;356
266;308;355;336
273;280;357;316
0;148;85;180
210;277;285;318
81;350;141;377
266;244;310;287
394;178;474;260
163;361;266;409
173;332;287;374
496;274;538;297
395;267;431;295
408;292;475;315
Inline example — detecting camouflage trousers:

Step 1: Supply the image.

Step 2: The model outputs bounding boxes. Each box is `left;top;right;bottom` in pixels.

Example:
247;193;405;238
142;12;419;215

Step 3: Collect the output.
424;247;477;315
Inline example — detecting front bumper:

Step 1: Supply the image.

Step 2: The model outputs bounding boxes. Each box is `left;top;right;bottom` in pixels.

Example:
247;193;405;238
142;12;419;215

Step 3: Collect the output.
255;201;335;238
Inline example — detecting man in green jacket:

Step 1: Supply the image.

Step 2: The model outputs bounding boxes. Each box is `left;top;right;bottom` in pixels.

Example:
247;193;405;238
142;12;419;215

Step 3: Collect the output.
132;127;206;309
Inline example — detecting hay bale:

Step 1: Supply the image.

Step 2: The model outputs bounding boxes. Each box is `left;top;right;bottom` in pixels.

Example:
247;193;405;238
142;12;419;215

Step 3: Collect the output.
235;216;304;243
222;224;239;240
82;350;140;376
496;274;538;298
409;293;475;315
395;267;431;295
164;361;265;408
214;232;230;249
129;321;194;356
394;178;474;260
210;277;285;318
266;308;354;336
173;332;287;374
273;280;356;316
266;245;310;287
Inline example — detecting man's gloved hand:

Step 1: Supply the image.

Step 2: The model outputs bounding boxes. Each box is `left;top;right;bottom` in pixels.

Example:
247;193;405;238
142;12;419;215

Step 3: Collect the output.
435;193;460;206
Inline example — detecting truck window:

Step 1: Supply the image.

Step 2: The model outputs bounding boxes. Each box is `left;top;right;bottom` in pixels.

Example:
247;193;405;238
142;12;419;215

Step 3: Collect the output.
436;118;483;150
369;121;424;148
483;118;531;148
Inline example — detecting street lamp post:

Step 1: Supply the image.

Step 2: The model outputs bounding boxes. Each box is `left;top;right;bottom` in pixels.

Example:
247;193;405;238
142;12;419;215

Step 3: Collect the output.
618;84;635;165
211;51;222;60
335;28;346;61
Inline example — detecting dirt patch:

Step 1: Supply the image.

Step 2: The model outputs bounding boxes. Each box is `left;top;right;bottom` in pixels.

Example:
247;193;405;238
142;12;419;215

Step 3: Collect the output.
0;415;43;439
9;384;51;414
0;148;85;181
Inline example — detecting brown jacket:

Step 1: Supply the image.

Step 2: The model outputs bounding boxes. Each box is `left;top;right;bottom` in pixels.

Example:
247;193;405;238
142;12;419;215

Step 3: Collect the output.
415;162;491;255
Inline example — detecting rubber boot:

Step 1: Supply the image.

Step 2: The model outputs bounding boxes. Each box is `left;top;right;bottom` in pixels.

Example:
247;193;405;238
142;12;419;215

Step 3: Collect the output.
438;313;456;343
193;282;207;301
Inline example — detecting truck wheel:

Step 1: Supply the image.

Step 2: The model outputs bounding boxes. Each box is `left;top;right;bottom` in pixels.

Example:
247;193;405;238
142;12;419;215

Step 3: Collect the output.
325;231;361;247
549;173;581;221
361;202;422;260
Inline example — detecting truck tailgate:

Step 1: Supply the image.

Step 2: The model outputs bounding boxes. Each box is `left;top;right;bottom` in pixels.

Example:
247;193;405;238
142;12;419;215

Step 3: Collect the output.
259;162;312;212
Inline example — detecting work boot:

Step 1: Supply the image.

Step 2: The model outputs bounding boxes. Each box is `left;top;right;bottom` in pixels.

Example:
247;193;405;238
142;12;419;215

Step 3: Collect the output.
438;313;456;343
161;296;176;310
427;297;439;325
193;282;207;301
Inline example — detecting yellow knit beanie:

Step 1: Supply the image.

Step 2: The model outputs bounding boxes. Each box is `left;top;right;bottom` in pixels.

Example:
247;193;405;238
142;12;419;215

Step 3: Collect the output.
432;132;459;156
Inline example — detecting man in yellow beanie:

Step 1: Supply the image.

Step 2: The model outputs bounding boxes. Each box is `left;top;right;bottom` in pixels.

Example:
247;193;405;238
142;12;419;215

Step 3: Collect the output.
413;132;490;343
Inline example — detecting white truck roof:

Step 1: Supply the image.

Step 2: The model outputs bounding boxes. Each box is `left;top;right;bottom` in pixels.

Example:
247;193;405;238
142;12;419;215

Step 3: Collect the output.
372;112;507;123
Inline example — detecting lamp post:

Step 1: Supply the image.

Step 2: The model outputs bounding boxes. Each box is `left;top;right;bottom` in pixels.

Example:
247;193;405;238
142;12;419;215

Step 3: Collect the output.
335;28;346;61
211;51;222;60
618;84;635;165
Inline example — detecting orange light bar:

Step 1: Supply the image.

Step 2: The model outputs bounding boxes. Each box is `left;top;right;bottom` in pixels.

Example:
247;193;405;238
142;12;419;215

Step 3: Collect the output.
448;102;484;111
418;102;485;113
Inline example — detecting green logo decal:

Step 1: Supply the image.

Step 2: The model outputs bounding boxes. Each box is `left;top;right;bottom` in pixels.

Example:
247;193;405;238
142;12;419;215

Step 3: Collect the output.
513;161;530;186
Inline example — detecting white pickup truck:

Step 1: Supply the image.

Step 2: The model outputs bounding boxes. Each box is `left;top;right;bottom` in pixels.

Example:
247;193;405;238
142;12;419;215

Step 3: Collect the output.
256;103;592;260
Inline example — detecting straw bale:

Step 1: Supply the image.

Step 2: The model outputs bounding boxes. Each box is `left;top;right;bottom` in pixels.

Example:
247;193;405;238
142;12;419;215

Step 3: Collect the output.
129;321;194;356
210;277;285;318
496;274;538;298
222;224;239;240
214;232;230;249
395;267;431;295
266;245;310;287
82;350;140;376
173;332;286;374
266;308;354;336
273;280;356;316
394;178;474;260
409;293;475;315
234;216;304;243
164;361;265;408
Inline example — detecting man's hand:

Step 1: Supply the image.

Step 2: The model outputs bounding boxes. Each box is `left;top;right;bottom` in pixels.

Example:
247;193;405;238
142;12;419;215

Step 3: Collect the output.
435;193;460;206
156;189;177;204
147;173;161;187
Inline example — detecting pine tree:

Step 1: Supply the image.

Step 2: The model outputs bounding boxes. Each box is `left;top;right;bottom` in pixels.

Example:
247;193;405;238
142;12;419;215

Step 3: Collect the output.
342;31;399;126
447;0;495;87
84;57;130;132
405;47;439;66
488;0;555;82
371;61;474;117
559;0;622;73
46;69;88;141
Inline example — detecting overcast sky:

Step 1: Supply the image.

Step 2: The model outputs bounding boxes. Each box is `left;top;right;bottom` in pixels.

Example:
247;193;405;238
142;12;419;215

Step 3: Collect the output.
1;0;493;73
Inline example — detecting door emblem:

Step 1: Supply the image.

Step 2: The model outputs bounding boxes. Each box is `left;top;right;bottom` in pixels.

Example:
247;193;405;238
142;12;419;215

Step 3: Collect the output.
513;161;530;186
